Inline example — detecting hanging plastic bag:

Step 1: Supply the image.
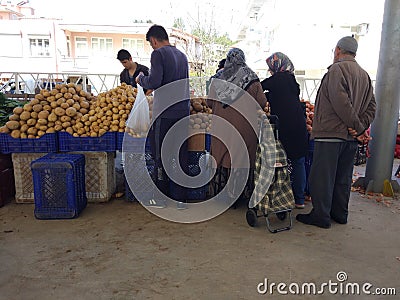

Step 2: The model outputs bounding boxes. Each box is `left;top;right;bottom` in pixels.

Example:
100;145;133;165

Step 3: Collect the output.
126;85;150;137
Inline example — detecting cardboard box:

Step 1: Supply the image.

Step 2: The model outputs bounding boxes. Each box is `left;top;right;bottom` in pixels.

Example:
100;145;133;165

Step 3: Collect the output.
188;129;206;151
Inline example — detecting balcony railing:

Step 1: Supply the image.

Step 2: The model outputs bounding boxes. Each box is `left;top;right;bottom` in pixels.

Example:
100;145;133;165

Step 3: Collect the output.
0;71;375;103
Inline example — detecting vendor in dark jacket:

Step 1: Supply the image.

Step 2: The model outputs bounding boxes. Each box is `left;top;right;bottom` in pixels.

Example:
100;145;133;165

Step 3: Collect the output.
136;25;190;208
117;49;149;92
261;52;309;209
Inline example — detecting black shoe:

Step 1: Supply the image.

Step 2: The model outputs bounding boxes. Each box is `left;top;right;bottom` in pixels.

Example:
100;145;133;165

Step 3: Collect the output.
296;213;331;229
331;215;347;224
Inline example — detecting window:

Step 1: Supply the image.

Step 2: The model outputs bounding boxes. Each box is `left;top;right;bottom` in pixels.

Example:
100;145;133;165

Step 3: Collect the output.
91;37;113;56
75;37;88;57
122;38;144;56
29;38;50;57
66;36;71;57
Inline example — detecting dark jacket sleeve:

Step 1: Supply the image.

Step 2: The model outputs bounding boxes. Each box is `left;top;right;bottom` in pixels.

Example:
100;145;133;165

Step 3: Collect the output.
139;51;163;90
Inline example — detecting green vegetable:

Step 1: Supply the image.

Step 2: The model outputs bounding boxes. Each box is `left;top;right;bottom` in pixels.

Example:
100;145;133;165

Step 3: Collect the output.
0;93;28;127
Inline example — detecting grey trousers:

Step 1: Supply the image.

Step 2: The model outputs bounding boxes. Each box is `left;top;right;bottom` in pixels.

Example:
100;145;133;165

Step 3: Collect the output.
309;140;358;223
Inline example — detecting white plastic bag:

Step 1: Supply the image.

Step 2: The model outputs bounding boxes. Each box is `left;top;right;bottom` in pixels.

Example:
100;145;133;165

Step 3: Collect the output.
126;85;150;137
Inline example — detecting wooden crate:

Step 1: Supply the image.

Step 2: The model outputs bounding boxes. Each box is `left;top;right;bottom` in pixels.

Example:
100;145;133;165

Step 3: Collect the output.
12;153;46;203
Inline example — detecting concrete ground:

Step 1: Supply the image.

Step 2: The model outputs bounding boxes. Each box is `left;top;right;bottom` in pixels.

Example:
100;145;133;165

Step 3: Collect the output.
1;163;400;300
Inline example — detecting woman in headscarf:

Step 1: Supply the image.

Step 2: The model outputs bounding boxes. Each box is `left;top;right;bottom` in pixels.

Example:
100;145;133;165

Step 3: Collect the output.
208;48;268;201
261;52;308;209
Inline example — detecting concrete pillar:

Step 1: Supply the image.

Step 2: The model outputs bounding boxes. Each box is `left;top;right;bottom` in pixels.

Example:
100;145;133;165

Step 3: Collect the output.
364;0;400;192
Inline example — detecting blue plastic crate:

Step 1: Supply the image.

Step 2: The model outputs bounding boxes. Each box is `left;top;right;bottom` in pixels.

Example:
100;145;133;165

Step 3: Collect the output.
169;151;209;201
58;131;116;152
0;133;57;154
124;153;155;202
116;132;151;153
205;133;211;152
31;153;87;219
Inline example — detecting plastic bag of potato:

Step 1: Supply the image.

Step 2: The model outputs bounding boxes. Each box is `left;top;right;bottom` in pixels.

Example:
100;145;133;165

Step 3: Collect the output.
125;86;150;138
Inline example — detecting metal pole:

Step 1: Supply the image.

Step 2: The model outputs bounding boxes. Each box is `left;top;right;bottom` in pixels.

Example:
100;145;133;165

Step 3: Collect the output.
364;0;400;192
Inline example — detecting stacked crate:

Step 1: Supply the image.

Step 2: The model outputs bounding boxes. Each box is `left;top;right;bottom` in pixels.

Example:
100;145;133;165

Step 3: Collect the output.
12;153;47;203
72;152;115;203
31;153;87;219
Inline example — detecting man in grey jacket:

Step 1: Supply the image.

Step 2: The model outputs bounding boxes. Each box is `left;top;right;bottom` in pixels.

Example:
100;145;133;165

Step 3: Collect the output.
296;36;376;228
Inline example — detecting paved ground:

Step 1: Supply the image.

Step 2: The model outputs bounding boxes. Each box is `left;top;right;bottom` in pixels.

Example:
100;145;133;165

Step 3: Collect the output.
1;163;400;300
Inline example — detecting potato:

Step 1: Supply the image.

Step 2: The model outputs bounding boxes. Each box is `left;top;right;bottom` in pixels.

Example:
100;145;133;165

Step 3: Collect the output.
54;125;63;131
56;98;65;106
48;113;58;122
43;105;52;112
68;87;76;95
11;130;21;138
20;132;27;138
60;116;71;123
30;111;38;119
38;111;50;119
60;103;69;109
50;89;58;96
23;103;33;112
46;128;56;133
64;92;73;99
66;127;74;135
0;126;10;133
37;118;47;125
37;130;46;137
50;101;59;109
46;96;55;103
34;94;44;101
20;124;29;133
66;107;77;117
27;127;37;135
6;120;20;130
54;107;66;116
55;93;63;100
13;107;23;115
9;114;19;121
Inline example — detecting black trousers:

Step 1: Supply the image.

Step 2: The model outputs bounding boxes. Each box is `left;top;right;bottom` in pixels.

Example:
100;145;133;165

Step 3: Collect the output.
148;116;189;201
309;140;358;223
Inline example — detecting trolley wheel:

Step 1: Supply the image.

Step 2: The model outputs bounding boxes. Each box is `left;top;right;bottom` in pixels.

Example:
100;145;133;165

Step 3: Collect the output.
246;208;258;227
276;211;287;221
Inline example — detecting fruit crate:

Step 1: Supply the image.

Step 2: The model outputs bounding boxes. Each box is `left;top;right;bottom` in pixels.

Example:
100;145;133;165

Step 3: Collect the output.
0;133;58;154
12;153;46;203
31;153;87;219
58;131;116;152
169;151;209;201
124;152;155;202
116;132;151;152
71;151;115;203
0;168;15;207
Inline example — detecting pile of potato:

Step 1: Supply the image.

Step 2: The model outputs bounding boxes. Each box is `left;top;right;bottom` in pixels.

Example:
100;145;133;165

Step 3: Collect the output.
189;97;212;131
76;83;136;137
0;83;94;138
301;99;314;133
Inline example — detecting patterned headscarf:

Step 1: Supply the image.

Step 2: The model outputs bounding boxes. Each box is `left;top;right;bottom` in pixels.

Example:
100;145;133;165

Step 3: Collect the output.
212;48;259;107
221;48;259;90
266;52;295;74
